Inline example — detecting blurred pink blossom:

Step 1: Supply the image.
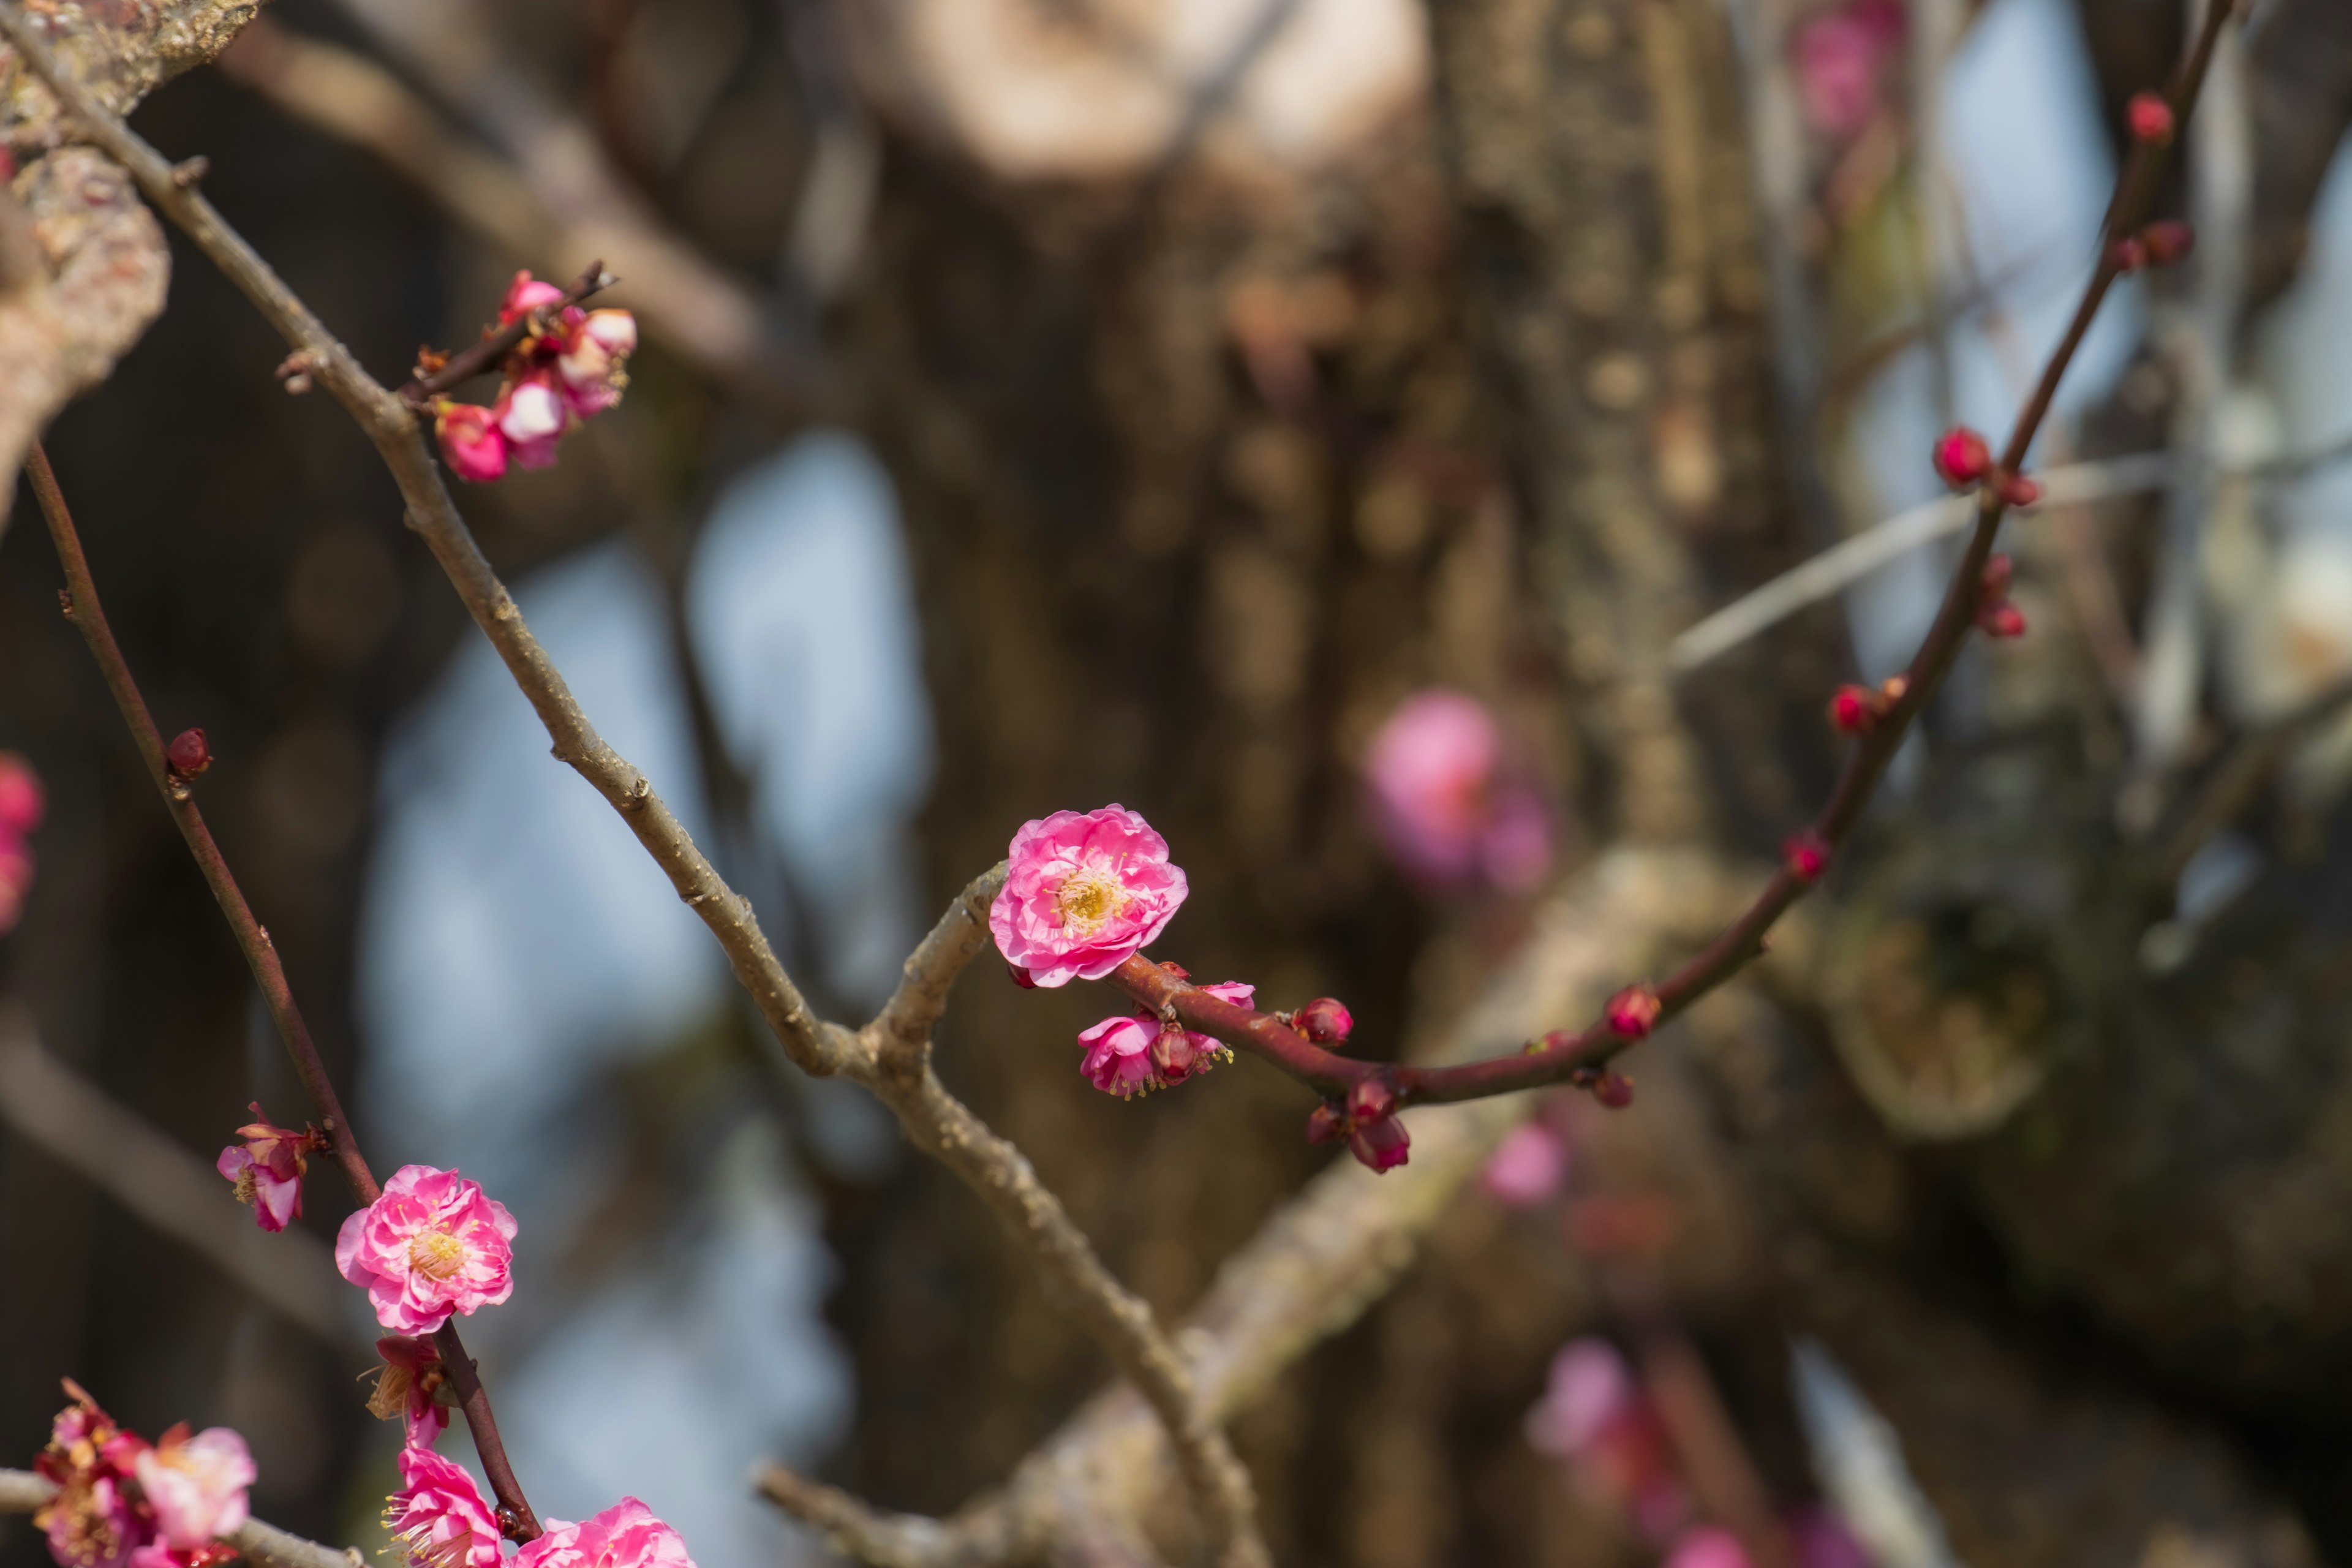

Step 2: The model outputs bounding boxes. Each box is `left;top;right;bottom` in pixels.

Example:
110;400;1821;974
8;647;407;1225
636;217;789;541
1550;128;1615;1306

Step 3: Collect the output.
1526;1338;1688;1540
1792;0;1905;137
499;270;566;324
0;752;46;835
336;1164;517;1335
383;1446;502;1568
1482;1120;1570;1207
133;1429;253;1549
1666;1529;1750;1568
1362;690;1553;892
435;404;507;484
990;805;1188;986
556;310;637;417
496;375;570;471
215;1104;317;1234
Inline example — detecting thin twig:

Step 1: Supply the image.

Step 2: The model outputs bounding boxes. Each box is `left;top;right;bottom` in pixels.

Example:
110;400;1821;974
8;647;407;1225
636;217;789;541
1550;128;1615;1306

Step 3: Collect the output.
0;1018;345;1341
867;864;1006;1082
1;1470;364;1568
397;260;611;407
1107;0;2245;1110
21;440;545;1539
0;19;1264;1559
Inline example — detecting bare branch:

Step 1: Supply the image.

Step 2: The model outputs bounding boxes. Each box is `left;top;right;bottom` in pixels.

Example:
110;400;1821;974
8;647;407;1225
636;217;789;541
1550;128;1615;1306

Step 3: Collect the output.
0;1021;346;1341
755;1464;1014;1568
0;1470;364;1568
868;863;1006;1081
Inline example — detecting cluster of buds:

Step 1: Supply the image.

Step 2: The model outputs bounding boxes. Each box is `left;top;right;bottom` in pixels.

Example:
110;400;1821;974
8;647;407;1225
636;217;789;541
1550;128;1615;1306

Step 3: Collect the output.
2111;219;2196;273
1975;552;2027;639
1932;427;2040;507
0;752;43;934
33;1383;254;1568
213;1104;326;1233
1825;674;1909;736
1306;1076;1411;1172
431;273;638;484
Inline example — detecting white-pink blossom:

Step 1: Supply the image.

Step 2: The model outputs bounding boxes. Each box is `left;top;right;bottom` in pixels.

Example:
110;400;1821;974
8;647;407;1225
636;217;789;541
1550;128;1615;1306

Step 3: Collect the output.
335;1164;517;1335
495;377;569;472
990;805;1188;986
556;310;636;417
132;1429;254;1549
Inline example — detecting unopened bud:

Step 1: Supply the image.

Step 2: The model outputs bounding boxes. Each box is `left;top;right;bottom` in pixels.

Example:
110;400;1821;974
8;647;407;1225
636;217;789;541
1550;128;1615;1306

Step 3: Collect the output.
167;728;212;778
2111;235;2150;273
1157;960;1192;981
1007;962;1041;989
1996;472;2042;508
1305;1102;1348;1145
1783;830;1831;883
2141;220;2195;266
1933;427;1992;489
1827;684;1877;735
1980;553;2014;598
2127;91;2176;145
1148;1020;1200;1085
1592;1071;1635;1110
1348;1075;1397;1124
1348;1115;1411;1172
1977;601;2028;639
1294;996;1354;1046
1604;986;1660;1040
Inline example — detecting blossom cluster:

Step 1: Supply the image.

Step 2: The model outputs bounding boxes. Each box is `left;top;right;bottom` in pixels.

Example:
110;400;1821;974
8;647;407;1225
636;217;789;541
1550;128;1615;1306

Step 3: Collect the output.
32;1382;254;1568
431;272;638;483
0;751;44;933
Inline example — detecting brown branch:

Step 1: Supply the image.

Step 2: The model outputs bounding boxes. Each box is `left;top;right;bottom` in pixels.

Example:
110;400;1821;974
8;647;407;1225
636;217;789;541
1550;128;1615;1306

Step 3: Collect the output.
1;1470;365;1568
22;439;545;1538
397;260;611;408
1108;0;2247;1117
0;17;1264;1560
0;1017;346;1341
868;864;1007;1082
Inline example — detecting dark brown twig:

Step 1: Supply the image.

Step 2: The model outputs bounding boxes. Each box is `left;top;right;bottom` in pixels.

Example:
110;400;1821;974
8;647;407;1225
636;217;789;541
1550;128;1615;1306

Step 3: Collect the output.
1108;0;2244;1113
396;260;610;407
22;443;545;1541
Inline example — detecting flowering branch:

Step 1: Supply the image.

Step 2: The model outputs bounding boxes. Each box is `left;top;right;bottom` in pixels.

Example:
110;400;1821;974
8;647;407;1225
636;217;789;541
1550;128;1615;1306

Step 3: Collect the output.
0;1471;360;1568
396;261;610;407
0;14;1264;1560
21;441;548;1540
1101;0;2245;1125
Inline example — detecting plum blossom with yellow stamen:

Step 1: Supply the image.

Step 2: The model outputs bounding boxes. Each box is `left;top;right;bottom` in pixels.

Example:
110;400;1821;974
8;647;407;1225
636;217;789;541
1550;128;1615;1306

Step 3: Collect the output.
336;1165;517;1335
382;1446;503;1568
989;804;1188;986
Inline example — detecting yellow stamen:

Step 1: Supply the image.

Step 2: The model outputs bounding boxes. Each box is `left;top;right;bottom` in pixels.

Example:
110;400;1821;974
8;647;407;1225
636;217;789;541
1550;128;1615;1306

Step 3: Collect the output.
1053;869;1128;936
407;1229;467;1280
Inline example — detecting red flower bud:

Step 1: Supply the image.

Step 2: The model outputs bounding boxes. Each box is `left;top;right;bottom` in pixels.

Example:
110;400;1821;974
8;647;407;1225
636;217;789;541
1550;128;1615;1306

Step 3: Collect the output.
2127;91;2176;145
1996;472;2042;508
1783;830;1830;883
1305;1102;1348;1145
1294;996;1355;1046
1349;1115;1411;1172
1980;553;2014;598
1977;601;2028;639
1006;961;1041;989
2110;236;2150;273
1604;986;1660;1040
2141;220;2196;266
1592;1071;1635;1110
1148;1020;1202;1085
1348;1075;1397;1124
167;728;212;778
1932;427;1992;489
1826;684;1877;735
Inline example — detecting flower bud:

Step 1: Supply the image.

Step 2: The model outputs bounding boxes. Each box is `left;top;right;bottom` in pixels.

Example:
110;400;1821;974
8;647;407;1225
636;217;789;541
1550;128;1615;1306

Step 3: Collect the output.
434;402;508;483
1349;1115;1411;1172
1980;552;2014;598
1305;1102;1348;1145
1348;1075;1397;1124
498;270;565;324
2141;219;2196;266
1592;1071;1635;1110
1977;601;2027;639
1783;830;1830;883
0;752;45;835
1826;684;1876;735
1932;427;1992;489
2127;91;2176;145
1006;961;1041;989
1148;1020;1201;1085
1604;986;1660;1040
167;729;212;778
1996;471;2042;508
2110;235;2150;273
1295;996;1354;1046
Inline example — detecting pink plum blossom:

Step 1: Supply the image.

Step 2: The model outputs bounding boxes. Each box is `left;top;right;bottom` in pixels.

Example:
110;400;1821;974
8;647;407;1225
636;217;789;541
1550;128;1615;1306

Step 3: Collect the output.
1526;1338;1637;1457
990;805;1188;986
216;1104;318;1233
1362;690;1553;893
435;404;508;483
133;1428;254;1549
1665;1528;1750;1568
368;1336;453;1450
495;375;570;471
336;1164;517;1335
514;1498;696;1568
1526;1338;1688;1541
556;309;637;417
0;751;46;834
499;270;566;324
383;1446;502;1568
1481;1120;1569;1207
1791;0;1904;137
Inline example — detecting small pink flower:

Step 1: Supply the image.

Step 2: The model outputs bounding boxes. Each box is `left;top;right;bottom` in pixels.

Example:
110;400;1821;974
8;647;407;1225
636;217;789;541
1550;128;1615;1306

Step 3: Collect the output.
1362;691;1553;893
1349;1114;1410;1172
990;805;1188;986
1482;1121;1569;1207
383;1446;502;1568
0;751;46;834
216;1104;318;1234
435;404;508;483
367;1336;452;1450
556;309;636;417
134;1428;254;1549
336;1164;517;1335
499;270;566;325
495;375;570;471
515;1498;696;1568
